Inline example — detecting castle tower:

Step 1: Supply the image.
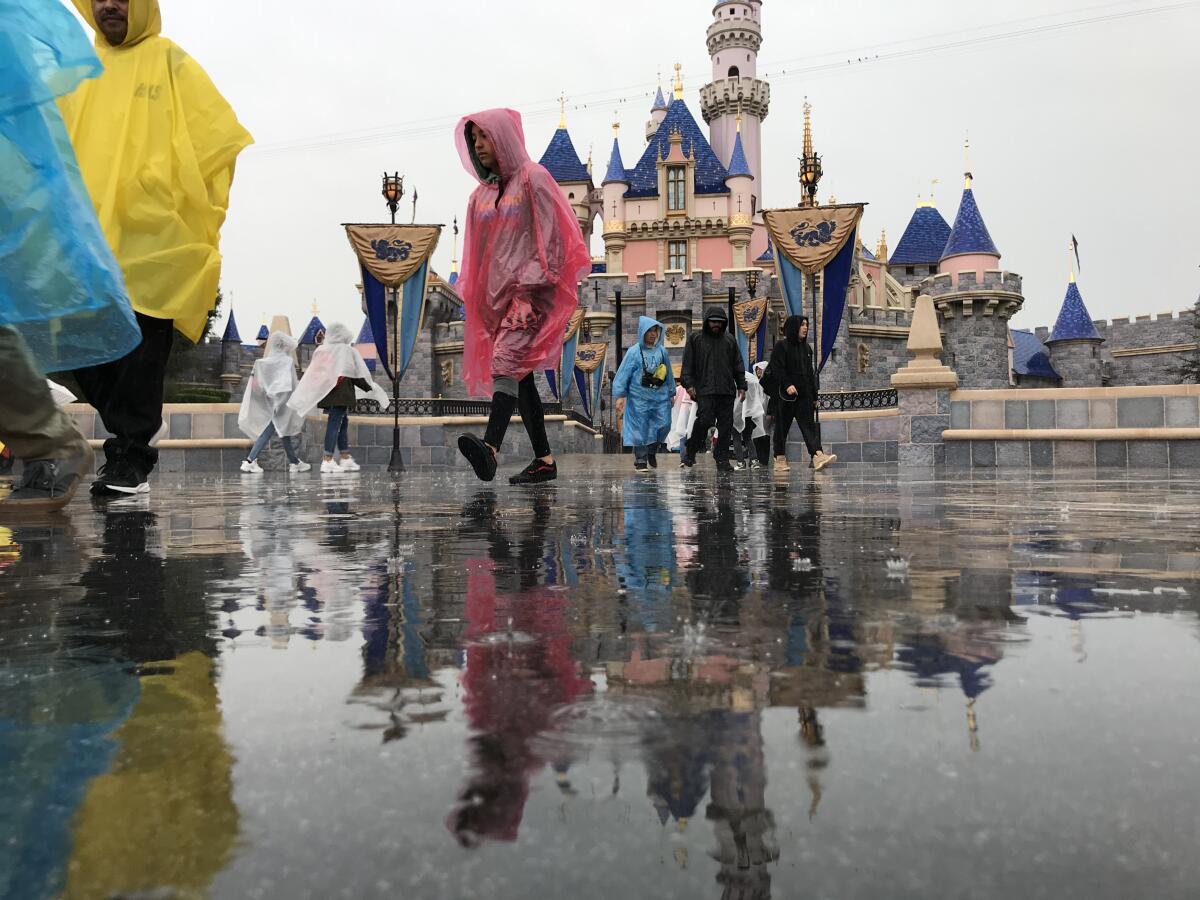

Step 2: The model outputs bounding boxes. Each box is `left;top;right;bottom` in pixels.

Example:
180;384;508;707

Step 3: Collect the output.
1046;273;1105;386
645;83;669;142
220;307;244;398
926;162;1023;389
537;100;594;243
889;199;951;288
725;115;754;267
601;122;629;274
700;0;770;211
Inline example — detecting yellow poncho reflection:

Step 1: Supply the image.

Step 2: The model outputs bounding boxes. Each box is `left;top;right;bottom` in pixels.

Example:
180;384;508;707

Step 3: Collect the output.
60;0;252;342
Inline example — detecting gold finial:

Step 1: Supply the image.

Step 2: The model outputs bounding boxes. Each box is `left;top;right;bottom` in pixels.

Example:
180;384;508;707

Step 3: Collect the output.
673;63;684;100
918;178;939;208
736;98;743;132
612;120;620;138
876;227;888;261
311;299;318;316
451;215;459;273
963;135;972;188
558;92;567;129
1068;238;1076;283
586;143;593;175
802;98;814;158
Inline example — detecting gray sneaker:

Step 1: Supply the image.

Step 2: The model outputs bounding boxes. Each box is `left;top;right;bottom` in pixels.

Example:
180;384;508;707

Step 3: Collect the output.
2;444;94;513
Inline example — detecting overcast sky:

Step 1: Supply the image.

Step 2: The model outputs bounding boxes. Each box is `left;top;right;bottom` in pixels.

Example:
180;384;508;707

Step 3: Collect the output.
72;0;1200;337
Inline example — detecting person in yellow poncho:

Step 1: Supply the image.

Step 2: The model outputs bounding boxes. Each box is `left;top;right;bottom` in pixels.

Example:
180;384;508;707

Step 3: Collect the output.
60;0;252;496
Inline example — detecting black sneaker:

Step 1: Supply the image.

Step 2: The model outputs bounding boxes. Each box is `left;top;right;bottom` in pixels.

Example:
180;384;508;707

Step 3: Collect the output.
716;461;735;474
647;454;657;469
92;458;149;496
682;452;695;468
509;458;557;485
634;461;649;473
457;434;497;482
2;444;94;512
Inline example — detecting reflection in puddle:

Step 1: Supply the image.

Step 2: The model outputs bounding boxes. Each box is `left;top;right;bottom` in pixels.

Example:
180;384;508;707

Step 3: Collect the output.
2;462;1200;898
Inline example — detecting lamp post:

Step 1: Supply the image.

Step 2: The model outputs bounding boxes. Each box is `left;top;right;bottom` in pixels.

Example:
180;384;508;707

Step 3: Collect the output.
381;172;405;473
614;288;623;364
745;268;759;299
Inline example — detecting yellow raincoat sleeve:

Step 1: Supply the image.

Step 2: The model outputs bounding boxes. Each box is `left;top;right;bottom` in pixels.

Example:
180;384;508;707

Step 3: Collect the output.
59;32;252;343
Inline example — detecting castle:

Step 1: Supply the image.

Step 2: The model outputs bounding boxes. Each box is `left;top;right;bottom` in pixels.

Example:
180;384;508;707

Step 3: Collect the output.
213;0;1196;406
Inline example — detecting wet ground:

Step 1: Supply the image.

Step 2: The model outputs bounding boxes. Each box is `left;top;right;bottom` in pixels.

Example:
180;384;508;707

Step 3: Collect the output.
2;456;1200;900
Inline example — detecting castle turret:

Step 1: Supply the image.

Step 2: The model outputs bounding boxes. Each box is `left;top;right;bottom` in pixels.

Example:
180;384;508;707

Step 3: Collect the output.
645;84;669;142
1046;273;1104;386
725;117;754;267
926;160;1023;388
220;308;244;397
537;102;594;242
700;1;769;209
601;122;629;274
889;199;950;287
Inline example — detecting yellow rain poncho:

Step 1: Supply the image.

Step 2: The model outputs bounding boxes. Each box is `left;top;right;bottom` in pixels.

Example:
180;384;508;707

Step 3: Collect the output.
59;0;253;342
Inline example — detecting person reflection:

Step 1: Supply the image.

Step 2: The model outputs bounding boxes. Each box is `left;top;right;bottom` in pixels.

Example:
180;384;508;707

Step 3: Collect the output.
685;490;749;626
61;505;238;897
447;492;592;847
617;477;676;634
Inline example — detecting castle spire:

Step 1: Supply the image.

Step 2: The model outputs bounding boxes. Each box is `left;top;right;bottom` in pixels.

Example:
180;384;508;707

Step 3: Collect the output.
802;99;813;159
558;92;566;129
672;63;684;101
963;135;972;189
451;215;459;275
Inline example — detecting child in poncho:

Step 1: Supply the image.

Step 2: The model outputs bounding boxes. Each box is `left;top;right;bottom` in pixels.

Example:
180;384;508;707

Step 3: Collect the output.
452;108;591;485
730;363;768;469
238;332;308;474
612;317;676;473
288;323;388;473
666;385;697;469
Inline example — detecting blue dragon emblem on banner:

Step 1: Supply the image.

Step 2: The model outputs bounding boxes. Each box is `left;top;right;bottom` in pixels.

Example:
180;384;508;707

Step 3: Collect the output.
789;219;837;247
371;239;413;262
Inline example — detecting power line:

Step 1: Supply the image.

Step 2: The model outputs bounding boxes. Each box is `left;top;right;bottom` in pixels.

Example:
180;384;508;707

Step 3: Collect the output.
251;0;1198;157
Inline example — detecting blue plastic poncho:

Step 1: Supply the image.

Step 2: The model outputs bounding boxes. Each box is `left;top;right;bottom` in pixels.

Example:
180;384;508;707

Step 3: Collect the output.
617;481;676;632
612;315;676;447
0;0;139;373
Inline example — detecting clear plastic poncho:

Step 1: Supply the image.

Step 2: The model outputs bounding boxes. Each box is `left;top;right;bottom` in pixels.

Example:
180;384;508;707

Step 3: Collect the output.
288;322;389;418
0;0;140;373
59;0;253;343
666;385;697;452
454;108;591;396
238;331;303;439
733;366;767;439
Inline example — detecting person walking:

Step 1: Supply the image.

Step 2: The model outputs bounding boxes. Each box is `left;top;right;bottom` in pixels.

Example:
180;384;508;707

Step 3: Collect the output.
763;315;835;473
680;307;746;474
237;332;309;474
612;317;675;473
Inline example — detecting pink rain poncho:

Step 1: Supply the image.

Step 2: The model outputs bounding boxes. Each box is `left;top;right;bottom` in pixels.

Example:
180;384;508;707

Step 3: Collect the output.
454;108;591;396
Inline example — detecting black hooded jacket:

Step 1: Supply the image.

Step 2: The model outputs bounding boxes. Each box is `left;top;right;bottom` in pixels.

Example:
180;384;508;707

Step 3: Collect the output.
680;306;747;398
765;315;818;402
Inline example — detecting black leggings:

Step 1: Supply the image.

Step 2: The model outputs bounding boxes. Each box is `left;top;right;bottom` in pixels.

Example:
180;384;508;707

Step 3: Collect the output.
773;398;820;458
483;373;551;458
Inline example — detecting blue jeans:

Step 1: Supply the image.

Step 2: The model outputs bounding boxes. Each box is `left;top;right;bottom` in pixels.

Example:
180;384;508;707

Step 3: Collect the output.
248;423;299;464
634;444;658;465
323;407;349;455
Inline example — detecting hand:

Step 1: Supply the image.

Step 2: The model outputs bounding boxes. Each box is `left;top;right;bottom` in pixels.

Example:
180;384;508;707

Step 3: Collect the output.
615;397;625;416
813;400;820;410
738;389;746;401
687;388;697;400
786;385;798;397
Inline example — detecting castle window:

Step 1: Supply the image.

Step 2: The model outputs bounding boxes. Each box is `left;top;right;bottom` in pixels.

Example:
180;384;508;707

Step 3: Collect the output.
668;240;687;272
728;65;740;78
667;166;686;212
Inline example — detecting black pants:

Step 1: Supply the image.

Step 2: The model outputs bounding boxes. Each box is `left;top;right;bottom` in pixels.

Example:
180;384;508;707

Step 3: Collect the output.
773;398;820;458
686;395;734;464
731;426;755;463
73;312;175;473
483;373;551;458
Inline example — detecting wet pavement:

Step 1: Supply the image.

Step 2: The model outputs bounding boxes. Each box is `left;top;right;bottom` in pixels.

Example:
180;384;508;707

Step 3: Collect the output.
3;456;1200;900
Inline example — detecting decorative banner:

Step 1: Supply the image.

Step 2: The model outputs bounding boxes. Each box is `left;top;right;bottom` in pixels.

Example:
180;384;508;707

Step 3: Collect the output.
573;342;608;420
763;204;865;372
344;224;442;380
546;307;586;402
733;297;768;369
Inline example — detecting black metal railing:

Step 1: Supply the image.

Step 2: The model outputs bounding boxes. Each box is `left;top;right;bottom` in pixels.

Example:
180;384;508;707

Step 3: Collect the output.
353;397;567;418
817;388;898;412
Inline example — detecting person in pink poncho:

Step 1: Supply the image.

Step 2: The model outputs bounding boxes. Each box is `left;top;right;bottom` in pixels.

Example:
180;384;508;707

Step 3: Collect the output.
453;108;591;485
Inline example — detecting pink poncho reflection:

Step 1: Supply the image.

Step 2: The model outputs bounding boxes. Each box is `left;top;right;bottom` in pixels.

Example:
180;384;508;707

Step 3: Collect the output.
454;108;591;396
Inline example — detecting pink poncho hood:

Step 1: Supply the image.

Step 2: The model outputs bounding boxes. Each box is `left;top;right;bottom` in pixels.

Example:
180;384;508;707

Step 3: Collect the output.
454;108;591;396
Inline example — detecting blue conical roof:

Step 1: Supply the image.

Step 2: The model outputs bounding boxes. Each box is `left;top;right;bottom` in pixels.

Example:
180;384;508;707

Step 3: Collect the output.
755;236;774;263
298;315;325;345
1048;281;1102;342
652;86;668;111
603;136;628;184
941;186;999;260
625;98;729;198
448;269;459;286
255;324;269;341
221;309;241;342
890;205;952;266
725;131;753;180
1011;329;1060;378
355;318;374;344
538;128;590;183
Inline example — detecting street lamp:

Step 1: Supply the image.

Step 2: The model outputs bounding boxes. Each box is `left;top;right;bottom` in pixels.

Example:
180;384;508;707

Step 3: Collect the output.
798;152;822;209
382;172;404;225
381;171;405;472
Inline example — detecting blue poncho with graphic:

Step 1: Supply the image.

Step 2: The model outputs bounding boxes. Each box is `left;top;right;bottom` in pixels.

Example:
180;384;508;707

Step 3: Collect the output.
612;316;676;447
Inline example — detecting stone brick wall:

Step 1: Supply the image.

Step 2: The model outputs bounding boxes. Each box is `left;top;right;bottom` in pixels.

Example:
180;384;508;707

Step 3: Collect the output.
1047;339;1104;387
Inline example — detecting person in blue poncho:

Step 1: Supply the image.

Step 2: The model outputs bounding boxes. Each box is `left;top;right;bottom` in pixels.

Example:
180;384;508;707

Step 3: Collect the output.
0;0;140;512
612;316;676;473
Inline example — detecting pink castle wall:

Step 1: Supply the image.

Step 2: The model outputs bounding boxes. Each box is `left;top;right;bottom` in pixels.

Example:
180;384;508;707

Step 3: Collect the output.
697;237;733;274
623;239;658;280
939;253;1002;283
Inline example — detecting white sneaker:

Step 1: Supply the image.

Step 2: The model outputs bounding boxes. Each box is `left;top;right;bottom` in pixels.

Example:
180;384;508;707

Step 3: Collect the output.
338;455;361;472
320;459;342;474
732;460;746;471
289;461;312;473
240;459;263;474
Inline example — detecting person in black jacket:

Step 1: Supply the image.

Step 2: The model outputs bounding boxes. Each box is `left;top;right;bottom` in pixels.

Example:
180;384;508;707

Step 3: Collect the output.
764;315;836;473
680;306;746;472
